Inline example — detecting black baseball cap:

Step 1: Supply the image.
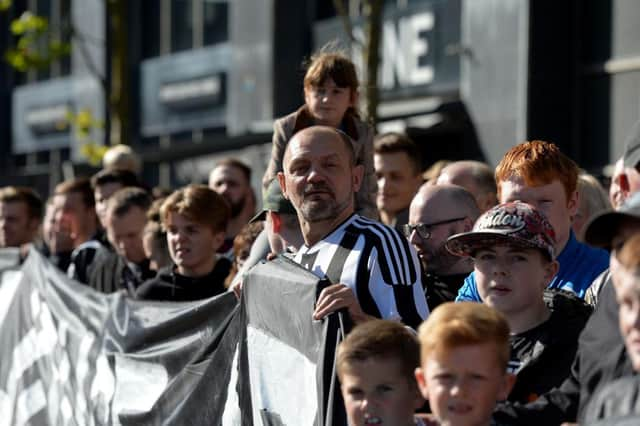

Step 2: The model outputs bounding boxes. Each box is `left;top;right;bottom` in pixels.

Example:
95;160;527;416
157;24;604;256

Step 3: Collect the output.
584;191;640;248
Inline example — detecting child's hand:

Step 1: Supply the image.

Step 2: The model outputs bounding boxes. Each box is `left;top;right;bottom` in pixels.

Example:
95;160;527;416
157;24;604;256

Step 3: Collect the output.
266;252;278;261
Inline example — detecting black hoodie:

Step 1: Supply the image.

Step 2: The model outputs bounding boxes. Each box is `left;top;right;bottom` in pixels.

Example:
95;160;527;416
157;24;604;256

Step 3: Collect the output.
135;257;232;301
507;290;592;403
494;277;634;424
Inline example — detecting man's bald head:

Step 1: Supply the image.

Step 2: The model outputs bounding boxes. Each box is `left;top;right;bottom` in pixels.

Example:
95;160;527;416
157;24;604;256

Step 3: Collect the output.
278;125;364;245
437;160;497;212
411;183;481;223
283;126;356;169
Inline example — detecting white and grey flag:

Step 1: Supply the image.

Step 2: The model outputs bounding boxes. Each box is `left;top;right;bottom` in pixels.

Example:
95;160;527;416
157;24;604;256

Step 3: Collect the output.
0;248;346;425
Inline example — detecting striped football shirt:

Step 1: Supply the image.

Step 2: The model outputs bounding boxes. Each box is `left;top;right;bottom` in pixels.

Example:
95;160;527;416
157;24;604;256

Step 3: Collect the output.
293;214;429;328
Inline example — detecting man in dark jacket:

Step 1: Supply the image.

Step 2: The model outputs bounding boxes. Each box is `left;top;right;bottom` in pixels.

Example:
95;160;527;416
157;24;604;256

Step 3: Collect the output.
103;187;155;295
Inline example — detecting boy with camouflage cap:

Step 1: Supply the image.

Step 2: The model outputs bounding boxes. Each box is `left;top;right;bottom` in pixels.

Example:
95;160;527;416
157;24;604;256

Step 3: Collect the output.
446;202;592;403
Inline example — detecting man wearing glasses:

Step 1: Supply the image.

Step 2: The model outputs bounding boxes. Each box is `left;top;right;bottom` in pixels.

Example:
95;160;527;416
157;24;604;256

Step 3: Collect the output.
404;184;481;309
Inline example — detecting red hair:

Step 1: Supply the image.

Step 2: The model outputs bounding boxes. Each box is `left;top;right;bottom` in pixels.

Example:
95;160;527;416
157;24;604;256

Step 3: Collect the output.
495;140;578;200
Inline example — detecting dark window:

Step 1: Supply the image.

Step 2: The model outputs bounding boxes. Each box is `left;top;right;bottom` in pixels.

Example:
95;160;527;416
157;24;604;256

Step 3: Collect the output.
314;2;336;20
59;0;71;76
35;0;52;80
171;0;193;52
141;0;160;58
203;1;228;45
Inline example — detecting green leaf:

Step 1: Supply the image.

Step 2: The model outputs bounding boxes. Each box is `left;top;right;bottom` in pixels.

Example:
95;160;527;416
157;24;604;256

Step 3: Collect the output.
0;0;12;12
32;15;48;31
6;11;73;73
4;50;27;71
80;142;108;166
16;37;30;49
22;13;47;32
10;19;25;35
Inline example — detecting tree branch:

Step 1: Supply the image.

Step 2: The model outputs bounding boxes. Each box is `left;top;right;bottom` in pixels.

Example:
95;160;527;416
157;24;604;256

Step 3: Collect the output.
363;0;382;126
70;24;107;90
332;0;363;47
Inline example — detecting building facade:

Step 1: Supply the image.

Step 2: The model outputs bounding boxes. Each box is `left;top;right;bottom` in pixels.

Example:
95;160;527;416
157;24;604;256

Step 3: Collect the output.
1;0;639;199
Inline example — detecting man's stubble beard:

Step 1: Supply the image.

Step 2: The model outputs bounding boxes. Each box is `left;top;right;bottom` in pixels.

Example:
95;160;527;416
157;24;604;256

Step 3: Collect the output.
300;195;352;223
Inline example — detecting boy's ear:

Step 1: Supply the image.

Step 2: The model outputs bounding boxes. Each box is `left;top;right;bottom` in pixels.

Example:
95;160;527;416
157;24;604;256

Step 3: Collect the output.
543;260;560;289
277;172;288;200
352;164;364;193
414;367;429;400
498;373;517;401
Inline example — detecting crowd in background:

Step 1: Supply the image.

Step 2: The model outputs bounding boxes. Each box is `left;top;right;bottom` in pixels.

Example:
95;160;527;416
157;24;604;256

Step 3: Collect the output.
3;47;640;426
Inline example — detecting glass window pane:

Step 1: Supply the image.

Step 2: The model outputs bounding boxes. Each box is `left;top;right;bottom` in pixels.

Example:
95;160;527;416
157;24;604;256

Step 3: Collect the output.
171;0;193;52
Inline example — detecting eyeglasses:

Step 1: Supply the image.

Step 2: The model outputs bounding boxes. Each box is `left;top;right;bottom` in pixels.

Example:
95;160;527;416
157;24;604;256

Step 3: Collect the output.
401;217;467;239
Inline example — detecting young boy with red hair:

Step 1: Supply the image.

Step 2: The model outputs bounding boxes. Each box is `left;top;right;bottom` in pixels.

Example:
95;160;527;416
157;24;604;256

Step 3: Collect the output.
456;140;608;301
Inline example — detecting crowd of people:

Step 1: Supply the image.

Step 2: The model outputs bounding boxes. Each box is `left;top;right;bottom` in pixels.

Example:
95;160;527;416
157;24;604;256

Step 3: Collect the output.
3;48;640;425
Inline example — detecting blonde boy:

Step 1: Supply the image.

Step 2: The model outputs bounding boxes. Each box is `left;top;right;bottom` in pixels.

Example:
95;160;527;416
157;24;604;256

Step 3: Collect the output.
415;302;514;426
337;320;424;426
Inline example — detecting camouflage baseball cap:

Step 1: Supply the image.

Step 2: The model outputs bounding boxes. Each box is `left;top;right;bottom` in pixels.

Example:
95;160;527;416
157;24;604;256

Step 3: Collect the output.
250;178;297;223
445;201;557;260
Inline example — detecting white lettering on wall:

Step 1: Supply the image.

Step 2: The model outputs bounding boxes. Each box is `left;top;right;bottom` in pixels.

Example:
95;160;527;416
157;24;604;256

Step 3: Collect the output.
378;11;435;90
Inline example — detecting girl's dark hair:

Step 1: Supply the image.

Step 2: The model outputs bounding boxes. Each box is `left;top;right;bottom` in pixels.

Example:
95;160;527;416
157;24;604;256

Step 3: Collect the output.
303;45;360;119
